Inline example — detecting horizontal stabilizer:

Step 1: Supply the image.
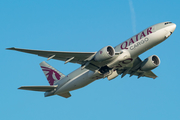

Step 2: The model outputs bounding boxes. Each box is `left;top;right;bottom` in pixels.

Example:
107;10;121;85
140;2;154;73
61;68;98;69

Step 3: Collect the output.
18;85;58;92
57;92;71;98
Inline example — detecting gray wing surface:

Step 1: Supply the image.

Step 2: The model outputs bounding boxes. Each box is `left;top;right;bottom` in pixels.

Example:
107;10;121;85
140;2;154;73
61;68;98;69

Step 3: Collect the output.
7;48;157;79
7;47;95;64
131;70;157;79
127;57;157;79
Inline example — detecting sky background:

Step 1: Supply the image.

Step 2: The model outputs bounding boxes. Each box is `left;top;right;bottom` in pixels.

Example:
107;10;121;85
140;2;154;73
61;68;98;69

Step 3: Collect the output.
1;0;180;120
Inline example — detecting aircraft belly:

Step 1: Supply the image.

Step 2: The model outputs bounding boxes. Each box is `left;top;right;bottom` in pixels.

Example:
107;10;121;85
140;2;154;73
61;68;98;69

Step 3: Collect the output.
55;70;97;94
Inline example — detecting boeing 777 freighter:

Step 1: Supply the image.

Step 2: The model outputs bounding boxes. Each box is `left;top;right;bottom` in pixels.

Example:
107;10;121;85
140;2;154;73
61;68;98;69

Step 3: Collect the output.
7;21;176;98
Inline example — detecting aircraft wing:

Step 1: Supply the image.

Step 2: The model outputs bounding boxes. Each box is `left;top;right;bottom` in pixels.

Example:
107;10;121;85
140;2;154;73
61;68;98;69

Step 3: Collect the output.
132;70;157;79
7;48;157;79
18;85;57;92
6;47;95;65
127;57;157;79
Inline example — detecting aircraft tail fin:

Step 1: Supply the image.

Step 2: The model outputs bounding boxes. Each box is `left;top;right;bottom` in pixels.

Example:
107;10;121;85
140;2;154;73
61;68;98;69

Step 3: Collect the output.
40;61;66;85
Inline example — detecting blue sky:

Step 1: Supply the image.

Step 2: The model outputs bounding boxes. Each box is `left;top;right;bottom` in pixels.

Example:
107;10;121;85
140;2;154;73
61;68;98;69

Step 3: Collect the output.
1;0;180;120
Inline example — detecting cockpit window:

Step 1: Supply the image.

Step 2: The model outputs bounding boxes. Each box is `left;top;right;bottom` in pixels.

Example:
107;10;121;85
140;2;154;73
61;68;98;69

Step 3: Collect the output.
165;22;172;25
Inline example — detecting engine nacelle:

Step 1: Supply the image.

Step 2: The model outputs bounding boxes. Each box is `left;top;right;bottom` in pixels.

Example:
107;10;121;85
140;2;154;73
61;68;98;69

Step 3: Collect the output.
107;49;131;68
94;46;115;61
140;55;160;71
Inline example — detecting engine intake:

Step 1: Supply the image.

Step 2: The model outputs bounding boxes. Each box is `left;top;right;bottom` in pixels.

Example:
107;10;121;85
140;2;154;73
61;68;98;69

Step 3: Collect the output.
94;46;115;61
140;55;160;71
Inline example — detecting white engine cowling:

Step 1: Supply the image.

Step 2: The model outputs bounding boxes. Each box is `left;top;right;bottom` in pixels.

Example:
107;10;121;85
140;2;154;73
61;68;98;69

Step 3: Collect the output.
140;55;160;71
94;46;115;61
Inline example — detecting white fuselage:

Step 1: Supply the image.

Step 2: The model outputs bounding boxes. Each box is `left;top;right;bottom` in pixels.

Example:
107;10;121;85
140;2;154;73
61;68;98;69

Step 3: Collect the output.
54;22;176;95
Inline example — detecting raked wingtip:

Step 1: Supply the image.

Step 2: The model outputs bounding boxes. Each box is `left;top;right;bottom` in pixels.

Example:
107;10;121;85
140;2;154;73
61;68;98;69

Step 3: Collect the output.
6;47;16;50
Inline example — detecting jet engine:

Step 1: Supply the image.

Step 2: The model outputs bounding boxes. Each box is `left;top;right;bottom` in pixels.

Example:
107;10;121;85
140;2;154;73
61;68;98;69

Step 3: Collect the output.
140;55;160;71
94;46;115;61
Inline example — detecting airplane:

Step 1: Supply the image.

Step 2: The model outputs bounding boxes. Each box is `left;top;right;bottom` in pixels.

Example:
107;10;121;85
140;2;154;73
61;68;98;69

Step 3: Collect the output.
6;21;176;98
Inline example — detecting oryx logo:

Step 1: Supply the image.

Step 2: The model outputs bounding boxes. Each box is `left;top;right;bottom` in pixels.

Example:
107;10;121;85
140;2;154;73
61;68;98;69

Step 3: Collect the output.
41;66;61;85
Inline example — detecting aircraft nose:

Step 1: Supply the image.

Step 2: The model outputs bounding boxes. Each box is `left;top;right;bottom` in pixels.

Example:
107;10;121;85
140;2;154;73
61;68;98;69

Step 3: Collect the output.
164;23;176;38
167;23;176;33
